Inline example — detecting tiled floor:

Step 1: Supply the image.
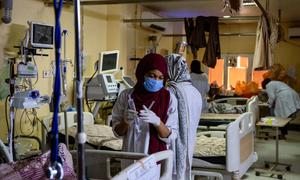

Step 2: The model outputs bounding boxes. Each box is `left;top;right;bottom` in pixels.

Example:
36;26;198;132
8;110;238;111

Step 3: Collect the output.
243;130;300;180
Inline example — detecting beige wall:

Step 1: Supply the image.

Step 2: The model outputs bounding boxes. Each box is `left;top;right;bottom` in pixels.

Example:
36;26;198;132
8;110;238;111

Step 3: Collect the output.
274;22;300;91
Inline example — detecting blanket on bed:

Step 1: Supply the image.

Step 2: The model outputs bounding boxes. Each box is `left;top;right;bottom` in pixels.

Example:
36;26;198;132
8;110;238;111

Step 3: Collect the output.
208;102;246;114
194;134;226;157
0;143;76;180
65;124;122;150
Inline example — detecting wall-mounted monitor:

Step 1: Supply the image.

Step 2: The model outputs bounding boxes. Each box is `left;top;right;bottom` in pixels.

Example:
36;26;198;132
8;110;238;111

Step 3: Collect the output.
30;21;54;49
99;50;119;74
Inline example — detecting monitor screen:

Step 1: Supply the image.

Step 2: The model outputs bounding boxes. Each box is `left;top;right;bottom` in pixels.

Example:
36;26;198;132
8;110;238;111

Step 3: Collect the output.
99;50;119;74
106;75;112;83
30;22;54;49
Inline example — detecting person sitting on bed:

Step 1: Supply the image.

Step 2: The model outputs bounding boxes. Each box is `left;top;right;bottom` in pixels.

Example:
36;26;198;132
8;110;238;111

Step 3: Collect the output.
112;53;178;170
165;54;202;180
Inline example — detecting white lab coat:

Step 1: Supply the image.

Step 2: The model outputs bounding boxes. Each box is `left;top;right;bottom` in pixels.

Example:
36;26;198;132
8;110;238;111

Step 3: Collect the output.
266;81;300;118
112;88;178;168
190;72;209;112
170;82;202;180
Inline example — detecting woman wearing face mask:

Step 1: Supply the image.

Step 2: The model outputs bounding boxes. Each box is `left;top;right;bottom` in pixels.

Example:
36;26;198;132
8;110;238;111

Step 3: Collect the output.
112;53;178;169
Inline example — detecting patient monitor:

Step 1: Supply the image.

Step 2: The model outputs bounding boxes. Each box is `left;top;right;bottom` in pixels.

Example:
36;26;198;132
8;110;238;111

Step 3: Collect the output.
30;21;54;49
98;74;118;94
99;50;119;74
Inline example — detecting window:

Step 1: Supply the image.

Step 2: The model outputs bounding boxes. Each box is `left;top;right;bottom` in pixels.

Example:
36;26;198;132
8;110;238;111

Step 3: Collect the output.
208;54;266;90
209;59;224;87
252;70;268;88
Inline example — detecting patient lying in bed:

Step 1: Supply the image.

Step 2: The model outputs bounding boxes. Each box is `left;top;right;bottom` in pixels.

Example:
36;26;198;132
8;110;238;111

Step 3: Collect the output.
0;144;76;180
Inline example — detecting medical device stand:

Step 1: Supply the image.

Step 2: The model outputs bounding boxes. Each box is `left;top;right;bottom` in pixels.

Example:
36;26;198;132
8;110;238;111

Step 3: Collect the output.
255;117;292;179
74;0;86;179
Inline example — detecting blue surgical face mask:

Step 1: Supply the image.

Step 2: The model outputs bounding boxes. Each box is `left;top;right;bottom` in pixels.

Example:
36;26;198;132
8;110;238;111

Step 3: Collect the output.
143;77;164;92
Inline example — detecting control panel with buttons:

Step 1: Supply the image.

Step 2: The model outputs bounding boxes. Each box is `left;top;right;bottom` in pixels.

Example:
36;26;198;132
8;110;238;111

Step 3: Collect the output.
98;74;119;95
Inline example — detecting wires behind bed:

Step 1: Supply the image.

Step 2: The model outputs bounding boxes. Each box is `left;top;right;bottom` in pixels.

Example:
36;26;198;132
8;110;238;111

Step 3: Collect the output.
17;109;49;137
85;61;99;113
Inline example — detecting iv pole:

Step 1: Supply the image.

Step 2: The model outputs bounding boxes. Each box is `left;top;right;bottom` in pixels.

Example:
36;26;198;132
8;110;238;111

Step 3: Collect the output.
61;30;69;149
74;0;86;179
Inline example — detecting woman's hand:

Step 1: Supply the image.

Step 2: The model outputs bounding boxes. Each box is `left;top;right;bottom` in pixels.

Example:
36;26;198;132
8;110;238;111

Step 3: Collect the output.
139;105;170;138
126;109;139;122
139;106;161;127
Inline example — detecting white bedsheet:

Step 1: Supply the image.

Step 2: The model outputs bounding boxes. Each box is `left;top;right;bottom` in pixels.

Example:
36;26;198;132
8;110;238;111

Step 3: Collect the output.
194;134;225;157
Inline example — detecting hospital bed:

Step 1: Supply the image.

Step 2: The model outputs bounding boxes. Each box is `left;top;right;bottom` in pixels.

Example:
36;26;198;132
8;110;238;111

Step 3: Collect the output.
212;97;249;105
0;143;173;180
42;112;146;179
0;112;171;180
112;150;173;180
70;149;173;179
42;111;122;151
200;96;259;130
42;108;258;179
43;112;173;179
192;112;258;180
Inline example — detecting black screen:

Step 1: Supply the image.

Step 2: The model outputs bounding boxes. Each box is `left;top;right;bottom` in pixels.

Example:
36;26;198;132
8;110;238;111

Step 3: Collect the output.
32;24;54;45
106;75;112;83
102;53;118;71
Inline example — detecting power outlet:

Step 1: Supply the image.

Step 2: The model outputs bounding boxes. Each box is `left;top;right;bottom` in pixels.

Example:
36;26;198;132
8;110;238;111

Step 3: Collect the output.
43;70;53;78
43;70;48;78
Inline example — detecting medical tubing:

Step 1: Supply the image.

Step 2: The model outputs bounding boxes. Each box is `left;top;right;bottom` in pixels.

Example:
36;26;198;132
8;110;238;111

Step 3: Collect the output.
85;67;98;112
50;0;63;165
5;95;10;133
128;95;141;134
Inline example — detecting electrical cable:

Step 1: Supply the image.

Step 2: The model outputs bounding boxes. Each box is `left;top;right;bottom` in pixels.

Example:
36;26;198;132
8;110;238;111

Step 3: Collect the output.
19;109;34;136
35;115;49;134
19;110;25;135
84;65;98;112
31;54;39;86
5;95;10;133
24;109;35;135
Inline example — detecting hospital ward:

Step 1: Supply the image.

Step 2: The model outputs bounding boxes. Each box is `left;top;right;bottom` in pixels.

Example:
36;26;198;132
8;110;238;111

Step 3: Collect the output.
1;0;300;180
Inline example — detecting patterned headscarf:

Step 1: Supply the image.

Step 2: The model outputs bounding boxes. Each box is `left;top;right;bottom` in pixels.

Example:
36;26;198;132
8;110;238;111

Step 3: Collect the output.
165;53;191;179
166;54;191;83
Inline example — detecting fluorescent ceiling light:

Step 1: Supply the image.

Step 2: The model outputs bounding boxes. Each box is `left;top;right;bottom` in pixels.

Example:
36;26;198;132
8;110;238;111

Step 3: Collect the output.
243;0;256;6
223;15;231;18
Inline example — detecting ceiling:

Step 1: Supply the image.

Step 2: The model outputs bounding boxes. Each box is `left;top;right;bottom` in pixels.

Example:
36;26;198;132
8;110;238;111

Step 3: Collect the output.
140;0;300;23
60;0;300;23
